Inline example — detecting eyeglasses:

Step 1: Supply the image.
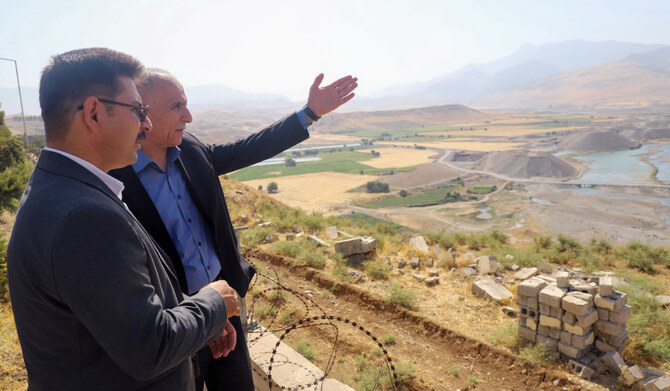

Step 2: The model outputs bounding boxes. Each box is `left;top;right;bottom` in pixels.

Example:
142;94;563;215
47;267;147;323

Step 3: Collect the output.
78;98;149;122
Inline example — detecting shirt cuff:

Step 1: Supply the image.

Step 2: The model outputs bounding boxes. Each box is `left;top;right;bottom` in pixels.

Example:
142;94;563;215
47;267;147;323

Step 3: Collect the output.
296;108;312;129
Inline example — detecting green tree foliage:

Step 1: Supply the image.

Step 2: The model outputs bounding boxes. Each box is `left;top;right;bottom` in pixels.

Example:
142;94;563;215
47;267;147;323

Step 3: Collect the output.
365;181;389;193
285;157;296;167
0;238;8;301
0;104;33;211
267;181;278;193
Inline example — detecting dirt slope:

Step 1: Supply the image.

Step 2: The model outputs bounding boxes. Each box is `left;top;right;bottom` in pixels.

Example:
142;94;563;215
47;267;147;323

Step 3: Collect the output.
560;130;636;152
487;151;577;178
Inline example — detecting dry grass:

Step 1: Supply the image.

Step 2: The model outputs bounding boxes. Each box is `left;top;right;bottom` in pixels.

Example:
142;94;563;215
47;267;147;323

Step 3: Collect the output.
0;303;26;390
242;172;380;212
356;148;437;168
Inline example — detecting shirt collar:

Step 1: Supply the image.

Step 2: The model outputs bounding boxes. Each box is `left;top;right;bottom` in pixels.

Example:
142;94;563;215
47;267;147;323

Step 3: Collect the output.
132;147;181;174
42;147;125;200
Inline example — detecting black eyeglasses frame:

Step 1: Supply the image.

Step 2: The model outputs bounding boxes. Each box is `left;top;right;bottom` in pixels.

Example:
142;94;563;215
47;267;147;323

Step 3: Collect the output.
77;98;149;122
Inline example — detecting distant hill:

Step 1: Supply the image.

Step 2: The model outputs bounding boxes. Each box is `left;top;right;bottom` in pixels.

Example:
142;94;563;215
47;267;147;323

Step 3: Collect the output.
473;47;670;111
487;151;577;179
350;40;669;111
311;104;492;133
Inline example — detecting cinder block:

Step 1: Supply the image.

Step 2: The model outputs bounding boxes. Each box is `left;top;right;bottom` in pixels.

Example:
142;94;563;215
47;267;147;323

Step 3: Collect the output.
620;365;646;387
536;335;559;352
527;296;538;310
597;308;609;321
576;308;598;328
550;306;563;319
516;277;547;297
558;341;583;359
516;295;527;306
599;276;614;297
520;307;539;320
556;271;570;288
526;318;537;331
562;294;591;316
549;327;561;340
653;376;670;391
571;331;595;350
518;326;536;343
569;359;595;380
560;330;572;345
595;338;617;353
540;315;562;329
563;322;591;336
601;351;626;375
595;292;626;312
514;267;538;280
571;283;598;295
539;284;566;308
596;320;624;336
538;325;550;337
563;311;576;326
609;305;632;325
569;291;595;306
601;329;629;347
540;303;551;315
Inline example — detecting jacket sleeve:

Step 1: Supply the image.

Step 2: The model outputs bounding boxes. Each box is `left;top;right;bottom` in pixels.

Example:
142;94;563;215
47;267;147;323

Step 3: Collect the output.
51;205;228;380
203;112;310;175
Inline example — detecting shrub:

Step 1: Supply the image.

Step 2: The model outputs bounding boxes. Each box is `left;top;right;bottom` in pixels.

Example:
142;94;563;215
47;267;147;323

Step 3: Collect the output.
255;304;275;320
294;337;316;362
270;240;304;258
285;157;296;167
0;238;7;301
399;189;408;197
240;226;276;246
533;235;553;250
300;212;325;232
618;241;670;273
382;334;396;345
447;365;460;377
488;323;519;349
299;251;326;269
519;342;556;366
363;261;389;280
279;309;295;324
556;234;581;252
385;284;417;310
267;181;278;193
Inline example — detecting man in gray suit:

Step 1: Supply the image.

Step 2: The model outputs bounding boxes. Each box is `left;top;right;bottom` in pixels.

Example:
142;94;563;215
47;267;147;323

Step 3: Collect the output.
7;47;238;390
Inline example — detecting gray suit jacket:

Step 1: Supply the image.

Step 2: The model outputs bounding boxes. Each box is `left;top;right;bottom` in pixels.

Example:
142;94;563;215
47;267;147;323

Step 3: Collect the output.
7;150;228;390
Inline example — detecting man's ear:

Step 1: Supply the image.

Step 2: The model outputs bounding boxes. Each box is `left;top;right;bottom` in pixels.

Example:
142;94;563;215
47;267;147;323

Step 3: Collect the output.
81;96;103;133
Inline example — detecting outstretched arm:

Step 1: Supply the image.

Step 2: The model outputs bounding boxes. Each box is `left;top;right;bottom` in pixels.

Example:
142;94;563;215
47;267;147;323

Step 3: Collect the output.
307;73;358;117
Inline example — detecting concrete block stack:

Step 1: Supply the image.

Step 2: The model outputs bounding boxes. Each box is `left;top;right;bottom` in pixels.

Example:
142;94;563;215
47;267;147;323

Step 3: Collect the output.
516;274;628;361
593;276;631;354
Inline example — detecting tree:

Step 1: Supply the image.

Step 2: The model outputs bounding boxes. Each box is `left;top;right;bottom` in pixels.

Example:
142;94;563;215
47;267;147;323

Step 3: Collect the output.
267;182;278;193
365;181;389;193
399;189;408;197
0;104;33;211
285;157;296;167
258;185;263;191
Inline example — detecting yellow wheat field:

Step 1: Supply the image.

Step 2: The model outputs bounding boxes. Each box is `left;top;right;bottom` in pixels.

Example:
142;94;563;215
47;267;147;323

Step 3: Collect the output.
242;172;379;212
356;148;438;168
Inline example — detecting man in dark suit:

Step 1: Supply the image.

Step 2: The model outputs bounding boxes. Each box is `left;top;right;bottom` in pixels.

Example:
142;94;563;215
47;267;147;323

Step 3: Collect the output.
110;68;357;390
8;48;240;391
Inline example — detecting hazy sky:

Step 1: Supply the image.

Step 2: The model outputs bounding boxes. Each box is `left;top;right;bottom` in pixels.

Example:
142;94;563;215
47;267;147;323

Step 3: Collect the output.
1;0;670;101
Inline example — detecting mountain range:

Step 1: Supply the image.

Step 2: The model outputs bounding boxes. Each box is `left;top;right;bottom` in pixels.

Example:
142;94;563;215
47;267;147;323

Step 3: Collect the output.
1;40;669;116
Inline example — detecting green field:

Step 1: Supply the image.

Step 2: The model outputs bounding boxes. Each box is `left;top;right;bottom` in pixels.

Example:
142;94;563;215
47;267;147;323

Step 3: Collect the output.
360;185;460;208
337;212;405;230
229;150;413;181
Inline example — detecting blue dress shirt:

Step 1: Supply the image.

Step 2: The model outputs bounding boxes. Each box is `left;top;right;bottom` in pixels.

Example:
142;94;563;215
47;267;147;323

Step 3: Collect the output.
133;147;221;294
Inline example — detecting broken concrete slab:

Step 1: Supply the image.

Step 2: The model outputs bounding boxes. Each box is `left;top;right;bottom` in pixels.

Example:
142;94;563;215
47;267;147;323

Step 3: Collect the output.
425;277;439;286
514;267;538;280
409;236;430;253
476;256;498;275
602;351;627;375
308;235;330;247
459;267;476;278
655;295;670;308
325;226;339;239
412;274;425;282
472;278;513;302
410;257;420;269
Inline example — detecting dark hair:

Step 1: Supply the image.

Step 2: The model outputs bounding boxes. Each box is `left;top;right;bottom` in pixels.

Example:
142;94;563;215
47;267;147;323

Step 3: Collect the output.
39;48;144;141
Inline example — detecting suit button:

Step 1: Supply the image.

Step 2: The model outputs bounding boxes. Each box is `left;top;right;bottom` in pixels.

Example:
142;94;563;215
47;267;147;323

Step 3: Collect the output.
177;195;182;199
188;218;192;223
198;242;202;246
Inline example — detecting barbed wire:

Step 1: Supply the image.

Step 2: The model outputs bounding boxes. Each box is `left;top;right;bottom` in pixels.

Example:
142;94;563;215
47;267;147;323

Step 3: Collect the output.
245;254;400;391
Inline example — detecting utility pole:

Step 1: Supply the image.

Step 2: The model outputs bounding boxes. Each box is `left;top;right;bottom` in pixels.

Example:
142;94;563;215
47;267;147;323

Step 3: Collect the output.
0;57;29;146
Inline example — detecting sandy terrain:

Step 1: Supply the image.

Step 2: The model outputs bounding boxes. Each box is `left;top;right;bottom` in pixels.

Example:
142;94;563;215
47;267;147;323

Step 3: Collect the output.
356;148;438;168
242;172;380;212
382;163;462;189
379;140;527;151
303;133;363;145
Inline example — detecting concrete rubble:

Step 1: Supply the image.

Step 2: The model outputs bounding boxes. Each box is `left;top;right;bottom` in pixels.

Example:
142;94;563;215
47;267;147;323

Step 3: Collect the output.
472;278;513;302
409;236;430;253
